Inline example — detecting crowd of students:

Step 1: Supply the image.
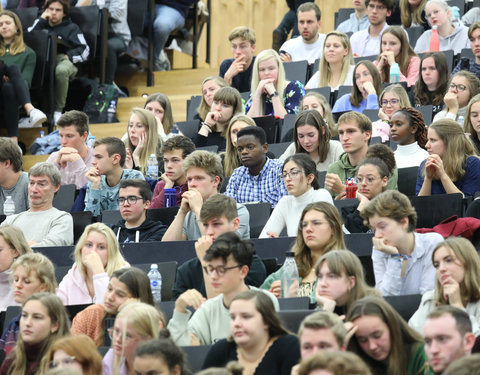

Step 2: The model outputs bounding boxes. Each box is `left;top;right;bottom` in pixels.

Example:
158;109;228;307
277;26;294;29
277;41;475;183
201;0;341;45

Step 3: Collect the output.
1;0;480;374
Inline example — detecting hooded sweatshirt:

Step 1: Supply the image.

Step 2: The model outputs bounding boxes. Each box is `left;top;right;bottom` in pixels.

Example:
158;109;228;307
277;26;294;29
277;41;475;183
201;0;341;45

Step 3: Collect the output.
414;20;470;55
110;218;167;243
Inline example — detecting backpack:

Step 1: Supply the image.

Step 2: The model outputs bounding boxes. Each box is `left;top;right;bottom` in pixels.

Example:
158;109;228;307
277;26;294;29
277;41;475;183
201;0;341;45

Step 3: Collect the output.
83;83;119;123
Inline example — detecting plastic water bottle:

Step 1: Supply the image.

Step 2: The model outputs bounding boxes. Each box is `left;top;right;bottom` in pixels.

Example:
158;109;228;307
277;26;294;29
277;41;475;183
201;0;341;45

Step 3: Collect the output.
146;154;158;179
148;264;162;304
281;251;299;298
40;130;45;138
107;101;116;123
172;124;179;134
87;135;95;148
429;25;440;52
3;196;15;216
458;116;465;128
389;63;400;83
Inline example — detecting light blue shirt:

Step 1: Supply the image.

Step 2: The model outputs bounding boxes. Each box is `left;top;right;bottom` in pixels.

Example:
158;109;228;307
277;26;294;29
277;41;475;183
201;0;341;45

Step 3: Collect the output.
337;13;369;33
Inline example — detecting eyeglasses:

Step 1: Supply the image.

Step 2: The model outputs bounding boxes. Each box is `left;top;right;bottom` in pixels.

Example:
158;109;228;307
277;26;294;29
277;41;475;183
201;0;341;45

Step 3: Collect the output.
107;327;137;342
449;83;467;92
203;264;242;276
281;169;303;179
50;356;76;368
367;4;386;10
356;176;379;185
117;196;144;205
381;99;400;106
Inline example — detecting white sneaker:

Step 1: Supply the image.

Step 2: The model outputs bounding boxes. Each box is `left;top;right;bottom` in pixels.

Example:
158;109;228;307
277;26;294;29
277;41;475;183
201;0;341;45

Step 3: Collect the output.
29;108;47;127
53;111;62;125
18;117;32;128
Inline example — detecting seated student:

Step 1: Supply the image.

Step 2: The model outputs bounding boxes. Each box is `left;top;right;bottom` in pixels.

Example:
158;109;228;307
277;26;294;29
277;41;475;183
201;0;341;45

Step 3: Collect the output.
452;23;480;81
219;26;257;93
361;190;443;296
336;0;369;33
279;3;326;64
168;232;279;346
305;31;354;91
246;49;305;118
409;237;480;336
195;76;229;122
332;61;383;113
143;93;177;141
0;137;29;214
298;92;337;136
374;26;420;87
109;180;167;243
72;267;159;347
371;84;411;143
162;150;249;242
195;86;243;152
261;202;346;302
0;293;70;375
364;143;398;190
297;352;372;375
134;337;190;375
150;135;195;208
260;154;333;238
57;223;129;305
433;71;480;123
414;0;469;55
124;108;162;174
325;112;372;198
346;296;428;375
1;162;73;247
464;94;480;155
202;290;299;374
423;306;476;375
172;194;262;300
103;302;163;375
409;52;450;118
390;107;429;168
0;253;56;355
84;137;144;217
223;114;257;178
279;110;343;173
225;127;287;208
46;110;94;189
416;119;480;197
398;0;429;30
341;157;389;233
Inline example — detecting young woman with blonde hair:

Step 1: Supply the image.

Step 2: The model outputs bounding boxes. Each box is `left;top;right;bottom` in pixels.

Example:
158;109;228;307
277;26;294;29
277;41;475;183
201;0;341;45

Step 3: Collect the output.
464;93;480;155
409;237;480;336
124;108;161;174
416;119;480;197
300;91;336;135
223;114;256;177
57;223;129;305
0;293;71;375
144;92;176;140
305;31;354;90
246;49;305;118
399;0;428;28
196;76;229;122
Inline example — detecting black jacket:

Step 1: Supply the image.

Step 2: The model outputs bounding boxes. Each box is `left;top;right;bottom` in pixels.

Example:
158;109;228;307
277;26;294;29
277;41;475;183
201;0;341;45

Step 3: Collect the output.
110;218;167;243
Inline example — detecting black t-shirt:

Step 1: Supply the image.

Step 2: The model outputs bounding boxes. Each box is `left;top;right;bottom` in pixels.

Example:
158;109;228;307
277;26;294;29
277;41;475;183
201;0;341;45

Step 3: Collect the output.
219;56;256;94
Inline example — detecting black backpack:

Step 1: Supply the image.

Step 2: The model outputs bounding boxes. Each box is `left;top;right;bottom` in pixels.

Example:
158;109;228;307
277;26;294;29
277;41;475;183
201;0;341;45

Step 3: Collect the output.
83;83;119;123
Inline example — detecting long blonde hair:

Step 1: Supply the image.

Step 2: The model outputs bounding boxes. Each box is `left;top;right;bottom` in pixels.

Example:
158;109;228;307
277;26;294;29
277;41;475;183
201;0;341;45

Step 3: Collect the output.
197;76;229;121
251;49;287;111
125;108;160;175
0;10;26;55
399;0;428;27
317;31;353;88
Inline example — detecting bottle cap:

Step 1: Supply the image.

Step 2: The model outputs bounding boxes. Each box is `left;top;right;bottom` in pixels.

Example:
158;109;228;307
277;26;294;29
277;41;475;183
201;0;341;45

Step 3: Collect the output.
151;264;158;269
285;251;295;257
150;154;156;158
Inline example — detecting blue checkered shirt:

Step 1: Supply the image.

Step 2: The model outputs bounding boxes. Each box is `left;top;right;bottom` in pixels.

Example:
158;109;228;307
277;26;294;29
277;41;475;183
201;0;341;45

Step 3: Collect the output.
225;158;287;208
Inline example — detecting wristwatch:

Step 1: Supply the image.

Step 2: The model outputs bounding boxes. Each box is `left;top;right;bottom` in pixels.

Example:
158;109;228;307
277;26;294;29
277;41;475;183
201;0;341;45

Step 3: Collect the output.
269;91;279;98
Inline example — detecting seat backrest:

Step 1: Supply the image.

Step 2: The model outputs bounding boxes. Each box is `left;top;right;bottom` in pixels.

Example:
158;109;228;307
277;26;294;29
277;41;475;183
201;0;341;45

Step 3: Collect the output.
417;105;433;126
244;202;272;239
3;306;21;336
336;85;352;102
334;198;359;215
278;310;312;333
101;210;122;226
55;265;71;283
384;294;422;321
279;114;296;143
354;55;378;65
362;109;379;122
405;26;426;48
197;145;219;153
261;257;279;276
68;5;100;59
397;166;419;197
12;7;38;30
409;193;464;228
71;211;93;242
182;345;213;374
306;87;331;106
127;0;148;36
278;297;310;310
133;262;178;301
461;48;474;60
335;7;355;28
268;142;291;159
66;303;92;321
283;60;309;84
447;0;465;16
176;120;201;140
23;29;50;89
147;207;180;227
53;184;76;212
252;115;278;144
187;95;202;121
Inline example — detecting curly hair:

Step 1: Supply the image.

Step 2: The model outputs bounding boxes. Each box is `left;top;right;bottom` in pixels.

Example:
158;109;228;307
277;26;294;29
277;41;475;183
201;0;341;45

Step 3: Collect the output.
393;107;428;149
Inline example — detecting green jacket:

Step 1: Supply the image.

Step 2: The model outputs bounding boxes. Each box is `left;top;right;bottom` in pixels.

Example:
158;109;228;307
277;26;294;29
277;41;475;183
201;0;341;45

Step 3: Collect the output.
0;46;36;88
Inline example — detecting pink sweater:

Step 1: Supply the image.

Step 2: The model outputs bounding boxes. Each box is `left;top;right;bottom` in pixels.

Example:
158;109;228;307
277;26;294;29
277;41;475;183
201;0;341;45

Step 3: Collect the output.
374;56;420;87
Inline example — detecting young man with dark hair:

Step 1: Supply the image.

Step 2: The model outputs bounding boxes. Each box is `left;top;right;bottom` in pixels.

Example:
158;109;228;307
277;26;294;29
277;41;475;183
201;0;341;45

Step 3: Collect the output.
424;306;476;374
2;162;73;247
279;2;326;64
225;126;287;207
350;0;394;57
219;26;257;93
110;179;167;243
46;110;93;188
168;231;277;346
172;194;265;300
162;150;250;241
0;137;29;214
84;137;144;216
28;0;90;123
151;135;195;208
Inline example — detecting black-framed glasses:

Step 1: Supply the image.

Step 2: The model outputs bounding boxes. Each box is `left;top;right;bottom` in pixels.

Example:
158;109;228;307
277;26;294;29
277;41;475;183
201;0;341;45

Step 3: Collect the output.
203;264;242;276
118;196;144;205
281;169;303;179
381;99;400;106
449;83;467;92
50;356;76;368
